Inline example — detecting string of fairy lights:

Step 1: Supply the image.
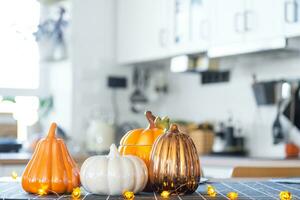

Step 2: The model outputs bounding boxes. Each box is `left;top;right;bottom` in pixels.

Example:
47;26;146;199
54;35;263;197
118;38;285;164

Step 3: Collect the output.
9;171;293;200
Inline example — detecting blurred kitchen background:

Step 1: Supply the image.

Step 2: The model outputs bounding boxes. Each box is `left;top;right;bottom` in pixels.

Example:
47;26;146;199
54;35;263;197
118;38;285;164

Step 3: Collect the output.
1;0;300;178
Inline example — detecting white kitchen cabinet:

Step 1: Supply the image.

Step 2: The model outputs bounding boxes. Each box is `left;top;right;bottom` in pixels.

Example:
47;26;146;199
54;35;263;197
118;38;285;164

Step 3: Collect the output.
117;0;172;64
283;0;300;37
208;0;286;57
209;0;245;48
117;0;209;64
245;0;283;41
243;0;286;52
170;0;209;56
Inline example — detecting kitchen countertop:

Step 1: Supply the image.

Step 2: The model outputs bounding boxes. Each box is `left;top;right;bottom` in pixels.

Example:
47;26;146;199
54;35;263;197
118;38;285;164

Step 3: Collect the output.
201;155;300;167
0;153;300;167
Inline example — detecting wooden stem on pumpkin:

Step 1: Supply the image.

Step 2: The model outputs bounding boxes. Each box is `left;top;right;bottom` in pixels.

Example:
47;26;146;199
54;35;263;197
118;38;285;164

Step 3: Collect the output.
169;124;179;133
145;111;156;129
47;122;57;138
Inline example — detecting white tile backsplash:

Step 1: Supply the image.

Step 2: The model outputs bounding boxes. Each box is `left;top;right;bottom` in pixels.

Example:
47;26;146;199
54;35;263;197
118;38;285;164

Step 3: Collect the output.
153;51;300;158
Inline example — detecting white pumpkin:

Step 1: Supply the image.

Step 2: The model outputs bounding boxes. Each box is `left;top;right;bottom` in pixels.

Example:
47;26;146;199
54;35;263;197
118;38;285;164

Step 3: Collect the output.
80;144;148;195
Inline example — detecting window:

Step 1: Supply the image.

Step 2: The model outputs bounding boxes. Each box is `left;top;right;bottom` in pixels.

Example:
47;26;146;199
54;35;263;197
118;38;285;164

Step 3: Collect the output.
0;0;41;142
0;0;40;89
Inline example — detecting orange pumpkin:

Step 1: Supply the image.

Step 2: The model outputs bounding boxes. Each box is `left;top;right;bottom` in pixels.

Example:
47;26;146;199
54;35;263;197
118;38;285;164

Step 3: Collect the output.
22;123;80;194
118;111;169;167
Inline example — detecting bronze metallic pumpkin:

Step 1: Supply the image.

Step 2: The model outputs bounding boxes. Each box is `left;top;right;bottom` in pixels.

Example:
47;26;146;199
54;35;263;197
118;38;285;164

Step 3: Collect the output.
149;124;201;194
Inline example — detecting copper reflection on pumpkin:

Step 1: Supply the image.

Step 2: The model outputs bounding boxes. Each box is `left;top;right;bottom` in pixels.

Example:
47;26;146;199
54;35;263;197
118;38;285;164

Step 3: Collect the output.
149;124;201;194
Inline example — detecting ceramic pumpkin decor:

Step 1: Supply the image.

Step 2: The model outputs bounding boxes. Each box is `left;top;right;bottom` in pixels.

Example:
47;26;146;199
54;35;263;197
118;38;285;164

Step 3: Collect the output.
80;144;148;195
149;124;201;195
22;123;80;194
118;111;169;167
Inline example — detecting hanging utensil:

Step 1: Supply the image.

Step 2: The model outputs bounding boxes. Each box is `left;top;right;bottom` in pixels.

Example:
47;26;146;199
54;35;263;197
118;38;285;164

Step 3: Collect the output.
130;67;149;113
272;99;285;144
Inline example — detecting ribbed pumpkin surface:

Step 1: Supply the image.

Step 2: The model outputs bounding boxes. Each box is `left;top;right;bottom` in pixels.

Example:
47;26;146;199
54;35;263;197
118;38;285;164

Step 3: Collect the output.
149;124;201;194
22;123;80;194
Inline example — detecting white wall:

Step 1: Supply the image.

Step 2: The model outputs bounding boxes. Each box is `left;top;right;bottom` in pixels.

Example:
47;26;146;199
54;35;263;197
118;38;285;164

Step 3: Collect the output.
46;60;72;134
71;0;142;148
153;50;300;158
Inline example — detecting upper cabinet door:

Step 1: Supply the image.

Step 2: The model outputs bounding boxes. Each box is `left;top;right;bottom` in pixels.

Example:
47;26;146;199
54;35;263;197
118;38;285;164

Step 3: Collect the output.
208;0;285;57
117;0;171;64
170;0;209;55
283;0;300;37
245;0;284;41
208;0;246;57
117;0;209;64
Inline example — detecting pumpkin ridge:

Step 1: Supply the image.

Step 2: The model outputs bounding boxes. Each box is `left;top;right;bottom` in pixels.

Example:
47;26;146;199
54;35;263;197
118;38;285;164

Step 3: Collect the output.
59;142;72;190
62;140;78;168
32;140;49;193
22;140;42;192
183;136;192;191
149;134;163;184
28;139;51;193
156;135;168;186
104;157;109;194
175;134;180;190
51;140;65;193
128;156;145;192
63;140;81;190
178;135;186;180
140;157;148;190
120;158;130;192
47;137;53;192
188;136;200;191
107;158;118;194
163;136;171;179
169;133;177;188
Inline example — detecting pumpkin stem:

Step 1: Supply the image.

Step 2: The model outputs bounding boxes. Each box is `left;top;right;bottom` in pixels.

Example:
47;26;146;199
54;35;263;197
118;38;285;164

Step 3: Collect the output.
47;122;57;138
154;116;170;130
108;144;120;158
169;124;179;133
145;111;156;129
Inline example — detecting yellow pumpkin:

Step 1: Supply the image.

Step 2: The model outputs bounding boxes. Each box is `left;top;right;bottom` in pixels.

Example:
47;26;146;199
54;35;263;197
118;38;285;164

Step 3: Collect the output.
22;123;80;194
118;111;169;167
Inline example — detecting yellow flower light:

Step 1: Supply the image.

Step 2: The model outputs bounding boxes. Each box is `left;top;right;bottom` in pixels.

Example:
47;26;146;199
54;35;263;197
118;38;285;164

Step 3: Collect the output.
123;190;135;200
11;171;18;180
72;187;81;199
227;191;238;200
207;185;217;197
161;191;170;198
37;185;48;196
280;191;292;200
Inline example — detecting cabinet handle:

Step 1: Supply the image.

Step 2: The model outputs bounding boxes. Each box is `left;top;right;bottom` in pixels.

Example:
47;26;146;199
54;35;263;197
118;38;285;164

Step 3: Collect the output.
244;10;254;32
285;1;298;23
159;28;168;47
234;12;243;33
